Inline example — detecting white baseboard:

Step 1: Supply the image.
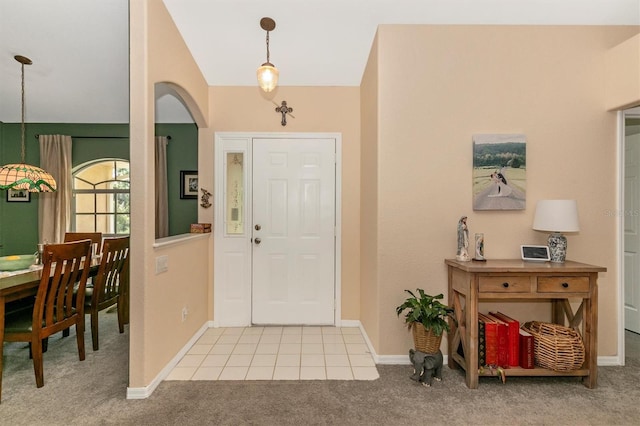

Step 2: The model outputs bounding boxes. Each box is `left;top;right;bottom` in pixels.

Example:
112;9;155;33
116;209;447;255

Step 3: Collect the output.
353;320;416;365
339;319;361;327
126;321;210;399
597;355;623;366
375;354;410;365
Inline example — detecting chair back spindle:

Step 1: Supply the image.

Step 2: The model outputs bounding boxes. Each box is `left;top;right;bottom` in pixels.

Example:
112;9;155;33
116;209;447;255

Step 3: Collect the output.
88;236;129;350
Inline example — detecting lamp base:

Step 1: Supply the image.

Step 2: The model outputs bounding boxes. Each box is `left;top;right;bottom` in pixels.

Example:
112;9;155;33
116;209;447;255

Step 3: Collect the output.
548;232;567;263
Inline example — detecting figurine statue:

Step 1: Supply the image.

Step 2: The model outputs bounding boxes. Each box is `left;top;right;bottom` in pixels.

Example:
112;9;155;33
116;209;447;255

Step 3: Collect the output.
200;188;212;208
456;216;470;261
474;233;485;261
409;349;444;387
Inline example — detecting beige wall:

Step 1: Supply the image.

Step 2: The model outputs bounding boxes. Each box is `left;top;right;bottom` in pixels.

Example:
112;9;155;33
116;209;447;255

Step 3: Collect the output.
364;25;639;356
209;86;362;320
131;3;640;391
129;0;211;388
360;33;381;350
605;33;640;111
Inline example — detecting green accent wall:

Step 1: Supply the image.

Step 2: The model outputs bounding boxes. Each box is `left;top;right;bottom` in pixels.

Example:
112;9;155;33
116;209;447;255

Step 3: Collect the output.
156;123;199;236
0;123;197;256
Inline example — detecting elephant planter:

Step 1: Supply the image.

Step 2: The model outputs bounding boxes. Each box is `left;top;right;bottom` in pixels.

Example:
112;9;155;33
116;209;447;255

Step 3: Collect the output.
409;349;443;387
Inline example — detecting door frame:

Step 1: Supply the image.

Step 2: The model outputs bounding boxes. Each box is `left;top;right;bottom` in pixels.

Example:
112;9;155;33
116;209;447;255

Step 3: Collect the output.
213;132;342;326
618;107;640;364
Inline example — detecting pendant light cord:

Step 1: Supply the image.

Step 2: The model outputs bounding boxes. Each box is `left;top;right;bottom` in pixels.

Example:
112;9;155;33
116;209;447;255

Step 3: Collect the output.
265;30;271;64
20;61;26;164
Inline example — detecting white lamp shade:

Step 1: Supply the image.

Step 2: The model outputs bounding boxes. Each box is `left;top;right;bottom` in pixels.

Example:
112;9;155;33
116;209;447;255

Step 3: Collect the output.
533;199;580;232
256;63;279;92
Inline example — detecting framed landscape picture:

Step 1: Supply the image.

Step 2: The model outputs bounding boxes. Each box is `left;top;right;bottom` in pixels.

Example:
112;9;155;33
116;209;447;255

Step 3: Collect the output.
472;134;526;211
6;189;30;202
180;170;198;199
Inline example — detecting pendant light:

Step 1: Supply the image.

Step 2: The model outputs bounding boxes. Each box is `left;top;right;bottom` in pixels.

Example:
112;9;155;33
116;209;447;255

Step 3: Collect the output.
256;17;279;93
0;55;57;192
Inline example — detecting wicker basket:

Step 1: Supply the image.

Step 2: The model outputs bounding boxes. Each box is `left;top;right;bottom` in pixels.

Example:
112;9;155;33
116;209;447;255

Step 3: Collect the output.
522;321;585;371
412;323;443;354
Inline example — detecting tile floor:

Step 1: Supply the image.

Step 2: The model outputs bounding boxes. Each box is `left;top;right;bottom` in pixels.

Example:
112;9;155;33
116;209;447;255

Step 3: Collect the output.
166;326;379;381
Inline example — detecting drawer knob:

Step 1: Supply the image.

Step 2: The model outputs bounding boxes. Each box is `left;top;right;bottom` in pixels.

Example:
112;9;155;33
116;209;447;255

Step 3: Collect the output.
562;282;569;288
502;282;509;288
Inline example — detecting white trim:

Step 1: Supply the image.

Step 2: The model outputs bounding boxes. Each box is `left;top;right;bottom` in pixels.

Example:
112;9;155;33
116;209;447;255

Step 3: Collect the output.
153;232;210;249
598;355;623;366
334;135;343;325
353;320;410;365
126;321;210;399
376;355;413;365
617;110;626;367
339;319;361;328
372;354;615;366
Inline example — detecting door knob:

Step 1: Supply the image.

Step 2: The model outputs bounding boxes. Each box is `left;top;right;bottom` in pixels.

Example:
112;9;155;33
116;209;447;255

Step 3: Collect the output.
255;224;261;231
254;238;261;245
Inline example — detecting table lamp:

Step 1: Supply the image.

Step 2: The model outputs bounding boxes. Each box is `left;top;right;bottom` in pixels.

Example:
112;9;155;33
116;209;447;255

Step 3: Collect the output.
532;200;580;263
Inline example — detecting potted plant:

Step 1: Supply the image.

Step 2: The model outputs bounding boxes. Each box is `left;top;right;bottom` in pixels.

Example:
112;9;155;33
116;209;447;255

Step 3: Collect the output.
396;289;454;353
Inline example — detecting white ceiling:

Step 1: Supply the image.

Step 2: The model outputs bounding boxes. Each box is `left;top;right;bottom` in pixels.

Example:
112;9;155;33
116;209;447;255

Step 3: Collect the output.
1;0;639;124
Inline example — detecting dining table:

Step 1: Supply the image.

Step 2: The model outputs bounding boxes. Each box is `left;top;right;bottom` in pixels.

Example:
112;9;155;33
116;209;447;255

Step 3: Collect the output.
0;260;100;402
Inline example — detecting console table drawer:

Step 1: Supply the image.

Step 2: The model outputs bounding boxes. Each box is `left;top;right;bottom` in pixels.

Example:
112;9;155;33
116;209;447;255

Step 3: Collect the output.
478;276;530;292
537;276;589;293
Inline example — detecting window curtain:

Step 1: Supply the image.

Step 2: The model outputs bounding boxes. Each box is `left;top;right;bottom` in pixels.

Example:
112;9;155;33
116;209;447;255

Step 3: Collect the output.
155;136;169;238
38;134;72;244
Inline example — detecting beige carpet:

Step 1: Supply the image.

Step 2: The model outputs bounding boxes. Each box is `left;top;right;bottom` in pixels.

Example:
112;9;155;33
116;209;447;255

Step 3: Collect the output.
2;312;640;425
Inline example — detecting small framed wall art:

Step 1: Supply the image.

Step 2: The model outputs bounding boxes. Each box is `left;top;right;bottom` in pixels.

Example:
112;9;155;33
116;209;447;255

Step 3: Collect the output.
6;189;30;202
472;134;526;211
180;170;198;199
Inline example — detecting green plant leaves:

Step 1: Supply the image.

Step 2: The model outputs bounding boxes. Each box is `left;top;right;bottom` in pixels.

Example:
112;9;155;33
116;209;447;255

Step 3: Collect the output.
395;288;454;337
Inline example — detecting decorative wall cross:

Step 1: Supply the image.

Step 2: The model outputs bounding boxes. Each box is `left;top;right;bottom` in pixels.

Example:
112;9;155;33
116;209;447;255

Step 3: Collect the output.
275;100;293;126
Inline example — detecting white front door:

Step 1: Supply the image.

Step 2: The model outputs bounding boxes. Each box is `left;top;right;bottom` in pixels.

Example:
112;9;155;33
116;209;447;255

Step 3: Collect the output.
625;132;640;334
214;133;339;327
251;138;336;325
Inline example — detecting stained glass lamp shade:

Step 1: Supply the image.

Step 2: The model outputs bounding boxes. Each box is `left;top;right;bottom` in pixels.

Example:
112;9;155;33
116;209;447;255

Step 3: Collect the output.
0;55;57;192
0;163;57;192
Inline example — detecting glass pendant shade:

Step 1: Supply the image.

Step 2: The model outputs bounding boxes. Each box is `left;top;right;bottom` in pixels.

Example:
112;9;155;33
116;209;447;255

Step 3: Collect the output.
257;62;279;92
0;163;57;192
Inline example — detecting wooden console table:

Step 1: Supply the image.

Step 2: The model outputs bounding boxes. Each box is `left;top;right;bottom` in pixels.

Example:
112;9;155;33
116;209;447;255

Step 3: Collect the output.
445;258;606;389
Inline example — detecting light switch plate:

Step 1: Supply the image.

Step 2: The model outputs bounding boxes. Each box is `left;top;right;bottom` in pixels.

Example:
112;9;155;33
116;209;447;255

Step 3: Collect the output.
155;255;168;274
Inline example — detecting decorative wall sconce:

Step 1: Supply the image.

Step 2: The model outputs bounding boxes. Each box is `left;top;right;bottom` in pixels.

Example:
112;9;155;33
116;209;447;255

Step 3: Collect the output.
275;100;293;126
256;17;279;93
200;188;212;208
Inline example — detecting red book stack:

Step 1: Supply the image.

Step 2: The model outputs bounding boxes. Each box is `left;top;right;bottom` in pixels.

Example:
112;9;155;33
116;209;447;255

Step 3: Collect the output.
487;314;509;368
519;329;535;369
477;319;486;368
478;313;498;366
490;311;520;367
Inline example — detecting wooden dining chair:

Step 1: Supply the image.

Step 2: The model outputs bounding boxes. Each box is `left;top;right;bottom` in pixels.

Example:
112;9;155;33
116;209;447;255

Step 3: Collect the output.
64;232;102;255
3;240;92;388
86;236;129;351
61;232;102;338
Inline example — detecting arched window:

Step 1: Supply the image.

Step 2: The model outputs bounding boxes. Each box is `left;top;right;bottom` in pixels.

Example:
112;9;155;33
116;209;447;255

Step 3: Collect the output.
72;160;129;236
